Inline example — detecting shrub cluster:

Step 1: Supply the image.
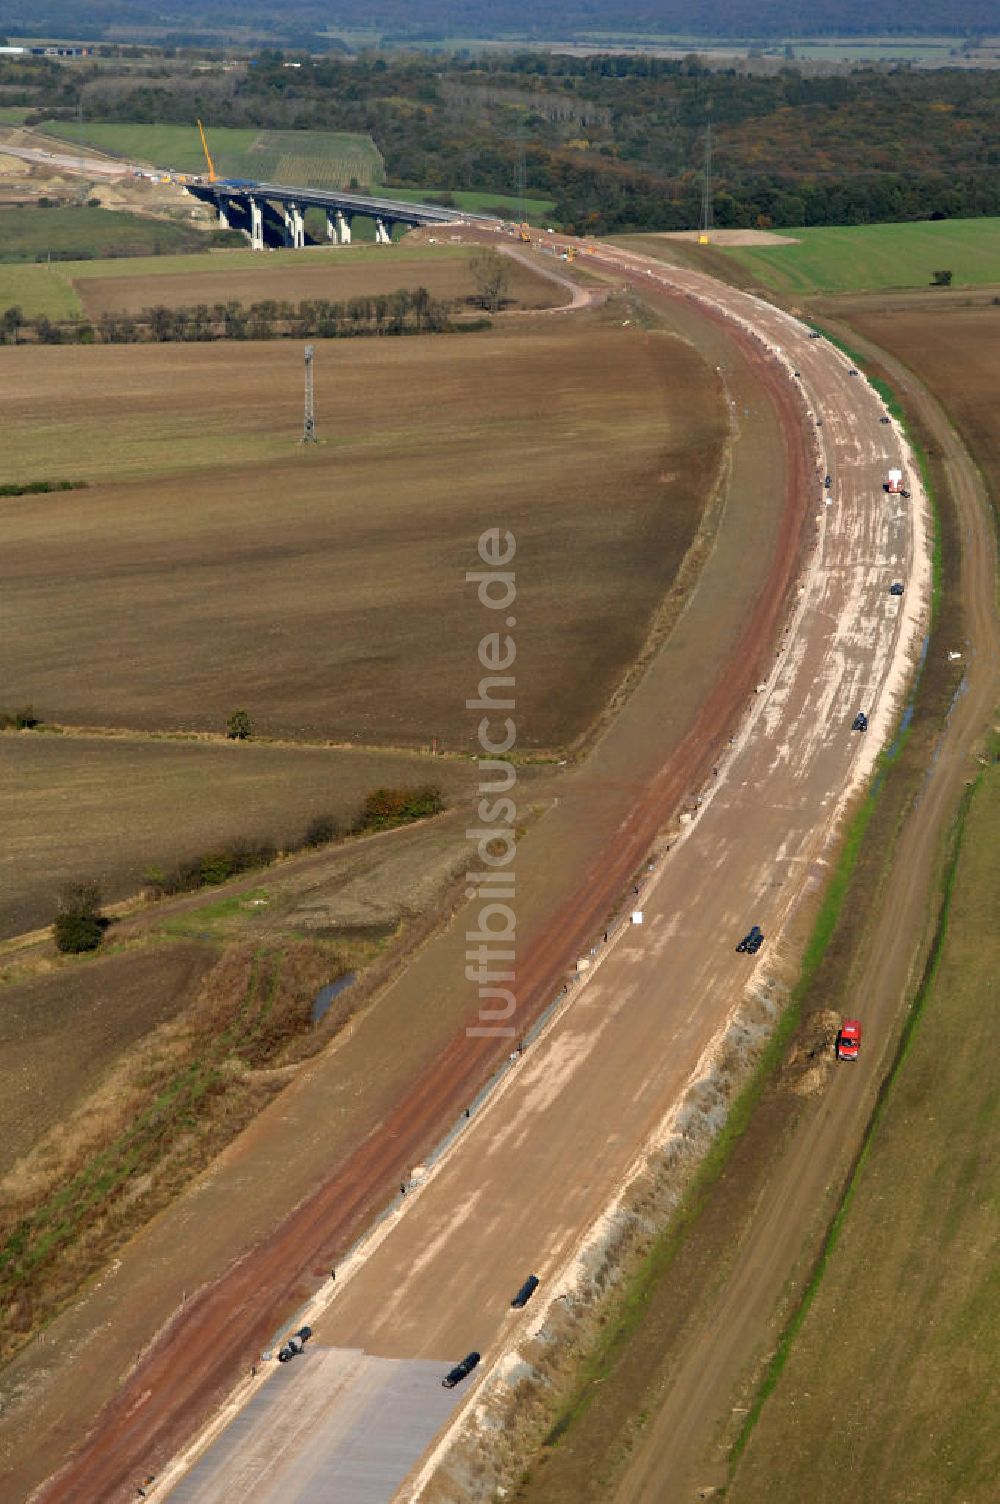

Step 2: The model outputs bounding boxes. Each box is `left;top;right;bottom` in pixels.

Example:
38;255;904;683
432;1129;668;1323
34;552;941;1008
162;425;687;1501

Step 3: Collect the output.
304;814;339;848
143;839;277;898
225;708;253;740
359;784;445;831
0;479;87;496
140;786;444;900
56;786;446;945
53;881;105;954
0;704;41;729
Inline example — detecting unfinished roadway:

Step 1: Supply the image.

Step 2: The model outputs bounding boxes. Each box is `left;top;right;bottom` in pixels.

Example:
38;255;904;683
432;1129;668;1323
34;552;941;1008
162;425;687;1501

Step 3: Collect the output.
8;245;923;1504
127;250;927;1504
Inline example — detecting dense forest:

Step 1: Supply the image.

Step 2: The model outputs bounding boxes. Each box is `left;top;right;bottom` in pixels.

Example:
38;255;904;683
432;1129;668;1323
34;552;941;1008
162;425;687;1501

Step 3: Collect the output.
1;0;997;47
4;50;998;232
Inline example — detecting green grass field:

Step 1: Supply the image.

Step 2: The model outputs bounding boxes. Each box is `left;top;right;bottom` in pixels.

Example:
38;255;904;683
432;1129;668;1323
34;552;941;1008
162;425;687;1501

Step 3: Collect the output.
0;107;31;124
62;239;468;282
731;768;1000;1502
0;204;237;265
0;241;471;319
724;218;1000;295
385;187;557;219
0;263;83;320
37;123;385;190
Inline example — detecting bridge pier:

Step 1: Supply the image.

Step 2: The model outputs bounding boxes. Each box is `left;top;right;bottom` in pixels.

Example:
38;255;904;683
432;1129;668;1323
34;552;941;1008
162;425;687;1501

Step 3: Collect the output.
184;179;470;250
249;197;264;251
283;203;306;249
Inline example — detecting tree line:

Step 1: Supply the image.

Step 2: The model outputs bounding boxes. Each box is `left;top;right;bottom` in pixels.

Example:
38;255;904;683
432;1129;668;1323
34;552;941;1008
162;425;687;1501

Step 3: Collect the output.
2;47;997;233
0;288;475;345
2;0;993;48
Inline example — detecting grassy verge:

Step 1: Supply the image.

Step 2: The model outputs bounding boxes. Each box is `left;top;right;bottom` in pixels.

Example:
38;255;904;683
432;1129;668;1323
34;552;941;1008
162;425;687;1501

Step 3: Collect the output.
729;758;1000;1500
0;938;353;1363
544;349;939;1444
729;774;976;1467
511;358;966;1504
538;721;899;1452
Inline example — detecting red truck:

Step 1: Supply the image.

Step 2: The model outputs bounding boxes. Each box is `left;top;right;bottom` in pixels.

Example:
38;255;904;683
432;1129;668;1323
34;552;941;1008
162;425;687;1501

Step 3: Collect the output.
836;1019;862;1061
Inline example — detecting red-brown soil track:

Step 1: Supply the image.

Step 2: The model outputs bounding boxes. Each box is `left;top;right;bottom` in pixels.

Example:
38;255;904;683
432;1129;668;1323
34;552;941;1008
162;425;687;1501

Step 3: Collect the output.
33;292;811;1504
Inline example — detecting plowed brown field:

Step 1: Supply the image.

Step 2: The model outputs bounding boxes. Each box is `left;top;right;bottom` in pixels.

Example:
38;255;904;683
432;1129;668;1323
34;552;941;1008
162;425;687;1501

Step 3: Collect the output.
0;322;726;750
73;249;561;318
16;262;810;1504
0;734;485;938
0;942;214;1175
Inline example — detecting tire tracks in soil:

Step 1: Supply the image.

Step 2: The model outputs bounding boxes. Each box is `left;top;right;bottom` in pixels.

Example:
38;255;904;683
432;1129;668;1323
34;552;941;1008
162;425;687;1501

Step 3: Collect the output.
26;286;812;1504
613;322;999;1504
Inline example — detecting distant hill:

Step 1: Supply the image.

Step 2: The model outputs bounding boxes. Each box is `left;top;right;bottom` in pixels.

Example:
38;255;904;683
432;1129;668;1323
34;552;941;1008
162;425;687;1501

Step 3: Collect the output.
1;0;996;47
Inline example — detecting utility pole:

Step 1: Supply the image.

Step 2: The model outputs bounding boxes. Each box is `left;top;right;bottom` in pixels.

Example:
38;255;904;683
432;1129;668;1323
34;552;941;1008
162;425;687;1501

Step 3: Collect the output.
698;120;713;244
301;343;316;444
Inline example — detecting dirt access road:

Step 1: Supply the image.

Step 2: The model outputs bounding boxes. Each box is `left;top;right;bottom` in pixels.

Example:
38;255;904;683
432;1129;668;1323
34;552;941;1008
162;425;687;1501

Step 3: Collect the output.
132;254;923;1501
0;142;130;180
9;253;806;1500
610;317;999;1504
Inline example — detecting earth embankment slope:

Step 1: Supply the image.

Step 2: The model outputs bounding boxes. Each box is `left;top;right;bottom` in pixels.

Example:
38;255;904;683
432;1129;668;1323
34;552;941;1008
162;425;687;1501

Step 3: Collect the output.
720;300;999;1504
537;283;998;1504
4;276;807;1504
108;240;925;1504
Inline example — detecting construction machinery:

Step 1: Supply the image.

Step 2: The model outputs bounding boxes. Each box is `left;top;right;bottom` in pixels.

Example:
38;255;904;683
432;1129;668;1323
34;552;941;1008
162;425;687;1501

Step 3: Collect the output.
197;119;216;183
518;221;531;243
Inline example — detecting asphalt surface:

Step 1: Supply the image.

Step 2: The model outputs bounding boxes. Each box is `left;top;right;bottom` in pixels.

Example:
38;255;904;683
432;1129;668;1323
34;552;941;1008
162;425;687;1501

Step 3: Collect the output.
152;250;923;1502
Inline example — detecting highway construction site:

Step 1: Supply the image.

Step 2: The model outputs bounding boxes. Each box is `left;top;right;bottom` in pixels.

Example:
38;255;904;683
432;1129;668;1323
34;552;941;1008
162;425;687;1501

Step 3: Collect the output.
1;139;997;1504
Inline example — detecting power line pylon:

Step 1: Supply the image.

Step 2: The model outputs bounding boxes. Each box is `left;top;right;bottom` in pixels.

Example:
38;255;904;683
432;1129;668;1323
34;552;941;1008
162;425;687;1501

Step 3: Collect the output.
302;343;316;444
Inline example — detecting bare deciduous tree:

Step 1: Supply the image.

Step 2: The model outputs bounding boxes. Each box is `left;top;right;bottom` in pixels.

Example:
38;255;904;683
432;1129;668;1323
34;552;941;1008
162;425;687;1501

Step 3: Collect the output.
470;249;510;313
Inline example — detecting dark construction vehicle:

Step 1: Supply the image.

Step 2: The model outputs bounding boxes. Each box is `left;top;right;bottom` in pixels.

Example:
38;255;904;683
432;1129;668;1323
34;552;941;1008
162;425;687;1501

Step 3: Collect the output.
277;1325;312;1362
511;1274;540;1309
442;1351;481;1389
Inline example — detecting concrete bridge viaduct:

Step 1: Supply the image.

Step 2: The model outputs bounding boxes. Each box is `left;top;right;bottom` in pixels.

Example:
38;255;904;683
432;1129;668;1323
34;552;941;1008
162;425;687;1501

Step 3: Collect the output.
185;179;490;249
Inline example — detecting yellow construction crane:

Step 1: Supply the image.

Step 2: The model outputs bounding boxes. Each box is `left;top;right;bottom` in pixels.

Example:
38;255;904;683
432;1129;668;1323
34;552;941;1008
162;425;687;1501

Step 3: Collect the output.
197;119;216;183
